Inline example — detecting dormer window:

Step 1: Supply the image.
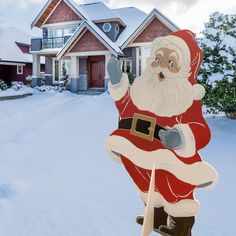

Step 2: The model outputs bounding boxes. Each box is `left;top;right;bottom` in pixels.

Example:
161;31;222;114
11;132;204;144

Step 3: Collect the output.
102;23;112;32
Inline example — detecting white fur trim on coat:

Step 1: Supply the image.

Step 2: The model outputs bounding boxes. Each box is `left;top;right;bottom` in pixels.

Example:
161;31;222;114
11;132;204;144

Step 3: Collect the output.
174;124;196;158
193;84;205;100
104;135;218;189
139;190;200;217
108;73;129;101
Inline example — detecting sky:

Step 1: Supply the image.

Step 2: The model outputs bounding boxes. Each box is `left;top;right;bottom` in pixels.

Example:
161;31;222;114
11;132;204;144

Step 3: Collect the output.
0;0;235;37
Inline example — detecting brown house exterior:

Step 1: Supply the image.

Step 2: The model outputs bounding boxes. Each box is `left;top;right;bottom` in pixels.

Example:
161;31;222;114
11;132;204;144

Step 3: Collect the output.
31;0;179;92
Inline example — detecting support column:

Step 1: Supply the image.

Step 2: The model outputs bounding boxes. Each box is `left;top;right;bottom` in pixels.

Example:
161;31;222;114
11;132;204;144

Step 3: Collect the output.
70;56;80;93
32;54;41;87
105;53;112;91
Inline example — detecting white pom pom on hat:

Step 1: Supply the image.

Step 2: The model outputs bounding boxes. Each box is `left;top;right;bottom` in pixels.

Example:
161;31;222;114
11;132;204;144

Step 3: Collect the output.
192;84;205;100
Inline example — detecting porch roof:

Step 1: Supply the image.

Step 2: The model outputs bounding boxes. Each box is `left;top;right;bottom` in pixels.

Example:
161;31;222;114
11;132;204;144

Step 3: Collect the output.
57;20;124;59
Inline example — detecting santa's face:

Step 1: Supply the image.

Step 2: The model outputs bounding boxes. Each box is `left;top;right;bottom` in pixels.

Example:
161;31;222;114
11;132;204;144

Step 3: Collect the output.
130;40;194;117
150;47;180;81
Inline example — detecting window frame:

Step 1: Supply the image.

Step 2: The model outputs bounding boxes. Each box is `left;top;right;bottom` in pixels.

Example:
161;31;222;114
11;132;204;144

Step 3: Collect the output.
102;23;112;33
17;65;24;75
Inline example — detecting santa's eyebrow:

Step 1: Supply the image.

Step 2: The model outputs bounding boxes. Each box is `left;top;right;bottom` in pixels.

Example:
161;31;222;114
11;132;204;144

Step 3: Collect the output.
156;50;164;56
169;51;178;59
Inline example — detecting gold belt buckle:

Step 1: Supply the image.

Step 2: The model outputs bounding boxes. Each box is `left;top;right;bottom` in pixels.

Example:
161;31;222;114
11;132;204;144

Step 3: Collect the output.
130;113;156;141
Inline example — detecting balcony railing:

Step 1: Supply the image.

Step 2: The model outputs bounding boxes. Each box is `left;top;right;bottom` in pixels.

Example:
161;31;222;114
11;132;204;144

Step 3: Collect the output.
42;36;71;49
31;36;71;52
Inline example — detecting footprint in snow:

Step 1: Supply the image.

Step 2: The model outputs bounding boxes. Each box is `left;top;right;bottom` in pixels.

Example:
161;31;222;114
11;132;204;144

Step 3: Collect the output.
0;181;30;200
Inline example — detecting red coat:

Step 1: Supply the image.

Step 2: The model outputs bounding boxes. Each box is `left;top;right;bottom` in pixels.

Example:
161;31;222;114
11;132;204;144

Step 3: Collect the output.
106;87;214;204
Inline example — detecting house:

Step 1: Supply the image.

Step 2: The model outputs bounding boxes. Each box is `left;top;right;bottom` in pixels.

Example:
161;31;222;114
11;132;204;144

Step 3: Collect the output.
31;0;179;92
0;27;45;85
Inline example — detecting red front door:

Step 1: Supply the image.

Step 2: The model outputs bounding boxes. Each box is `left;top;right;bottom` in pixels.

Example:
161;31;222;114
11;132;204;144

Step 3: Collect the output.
88;56;105;88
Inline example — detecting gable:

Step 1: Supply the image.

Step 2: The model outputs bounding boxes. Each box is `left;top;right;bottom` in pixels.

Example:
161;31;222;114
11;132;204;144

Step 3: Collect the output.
70;29;108;53
133;18;172;44
45;0;81;24
35;0;60;27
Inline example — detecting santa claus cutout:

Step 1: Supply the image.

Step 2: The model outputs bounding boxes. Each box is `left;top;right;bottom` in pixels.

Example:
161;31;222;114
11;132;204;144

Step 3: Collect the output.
105;30;218;236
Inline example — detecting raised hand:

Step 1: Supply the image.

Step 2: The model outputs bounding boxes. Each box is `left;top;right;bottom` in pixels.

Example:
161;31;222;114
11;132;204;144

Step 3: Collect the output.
107;57;122;85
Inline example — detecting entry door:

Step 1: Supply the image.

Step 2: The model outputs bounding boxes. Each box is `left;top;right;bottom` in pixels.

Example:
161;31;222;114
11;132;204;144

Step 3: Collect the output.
89;56;105;88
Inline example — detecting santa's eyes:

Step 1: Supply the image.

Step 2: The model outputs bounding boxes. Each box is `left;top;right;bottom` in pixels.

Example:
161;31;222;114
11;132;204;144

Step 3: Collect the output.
155;58;161;64
169;60;175;67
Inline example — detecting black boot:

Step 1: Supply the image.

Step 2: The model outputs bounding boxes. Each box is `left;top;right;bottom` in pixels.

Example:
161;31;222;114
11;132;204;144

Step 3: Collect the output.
158;216;195;236
136;207;168;230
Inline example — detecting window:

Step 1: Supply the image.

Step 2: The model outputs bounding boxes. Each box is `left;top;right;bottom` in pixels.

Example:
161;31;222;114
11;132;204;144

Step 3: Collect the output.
102;23;112;32
115;24;120;34
63;26;77;36
122;59;132;74
53;58;71;83
47;25;78;38
136;46;151;76
17;65;23;75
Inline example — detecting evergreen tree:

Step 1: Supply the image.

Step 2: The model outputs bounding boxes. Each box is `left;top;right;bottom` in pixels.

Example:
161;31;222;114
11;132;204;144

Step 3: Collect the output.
0;79;7;91
198;12;236;118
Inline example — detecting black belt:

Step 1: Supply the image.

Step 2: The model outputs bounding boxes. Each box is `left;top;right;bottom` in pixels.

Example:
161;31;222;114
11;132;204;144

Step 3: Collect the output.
118;113;166;141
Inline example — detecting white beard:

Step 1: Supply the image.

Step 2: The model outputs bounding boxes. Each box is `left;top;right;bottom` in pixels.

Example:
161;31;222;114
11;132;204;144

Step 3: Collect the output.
130;70;194;117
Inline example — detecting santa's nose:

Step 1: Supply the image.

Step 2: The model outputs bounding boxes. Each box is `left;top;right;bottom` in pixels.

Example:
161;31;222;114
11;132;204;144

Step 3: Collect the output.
160;62;167;68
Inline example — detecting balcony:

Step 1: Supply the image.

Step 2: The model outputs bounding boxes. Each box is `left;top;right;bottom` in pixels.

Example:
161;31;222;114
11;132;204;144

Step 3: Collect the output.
31;36;71;52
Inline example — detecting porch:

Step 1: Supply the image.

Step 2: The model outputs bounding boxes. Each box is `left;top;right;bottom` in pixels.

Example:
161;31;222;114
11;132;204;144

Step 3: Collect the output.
32;52;112;92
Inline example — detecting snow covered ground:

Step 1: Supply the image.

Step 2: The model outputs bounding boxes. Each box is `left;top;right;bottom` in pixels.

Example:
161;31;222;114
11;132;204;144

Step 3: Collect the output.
0;85;33;98
0;91;235;236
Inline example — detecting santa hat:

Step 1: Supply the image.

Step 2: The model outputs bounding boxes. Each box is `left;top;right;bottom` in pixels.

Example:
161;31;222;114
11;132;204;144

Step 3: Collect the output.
150;30;205;100
171;30;205;100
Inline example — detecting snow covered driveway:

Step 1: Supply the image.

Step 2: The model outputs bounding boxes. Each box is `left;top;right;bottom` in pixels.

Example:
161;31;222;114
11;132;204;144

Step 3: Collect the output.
0;92;235;236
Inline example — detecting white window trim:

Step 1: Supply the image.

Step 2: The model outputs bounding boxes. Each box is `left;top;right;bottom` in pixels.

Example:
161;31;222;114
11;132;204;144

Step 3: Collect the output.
42;20;81;29
115;24;120;34
52;58;59;84
17;65;24;75
102;23;112;32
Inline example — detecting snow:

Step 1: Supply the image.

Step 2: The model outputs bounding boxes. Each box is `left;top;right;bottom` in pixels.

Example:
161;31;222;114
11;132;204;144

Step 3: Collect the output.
200;37;217;49
113;7;147;46
205;28;218;37
0;92;235;236
0;27;32;63
220;34;236;51
0;85;33;98
0;27;45;64
80;2;123;23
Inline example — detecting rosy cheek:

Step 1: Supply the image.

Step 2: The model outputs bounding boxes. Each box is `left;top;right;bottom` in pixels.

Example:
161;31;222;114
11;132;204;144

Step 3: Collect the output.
151;62;158;68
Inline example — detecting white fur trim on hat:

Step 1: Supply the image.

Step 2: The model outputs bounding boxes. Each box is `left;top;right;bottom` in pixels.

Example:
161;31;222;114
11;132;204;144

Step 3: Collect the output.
108;73;129;101
139;190;200;217
104;135;218;189
192;84;205;100
174;124;196;158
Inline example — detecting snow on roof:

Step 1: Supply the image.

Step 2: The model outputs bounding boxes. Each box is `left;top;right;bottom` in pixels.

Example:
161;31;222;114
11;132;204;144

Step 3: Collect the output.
80;2;124;23
113;7;147;47
0;27;44;64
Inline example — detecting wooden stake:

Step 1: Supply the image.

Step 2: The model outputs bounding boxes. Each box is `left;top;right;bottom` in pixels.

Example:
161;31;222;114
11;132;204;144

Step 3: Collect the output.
141;165;156;236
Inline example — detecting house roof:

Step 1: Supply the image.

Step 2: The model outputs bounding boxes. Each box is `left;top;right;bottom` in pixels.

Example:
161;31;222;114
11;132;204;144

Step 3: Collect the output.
80;2;126;26
57;20;124;59
0;27;44;64
31;0;89;28
113;7;148;48
31;1;180;54
120;8;180;49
